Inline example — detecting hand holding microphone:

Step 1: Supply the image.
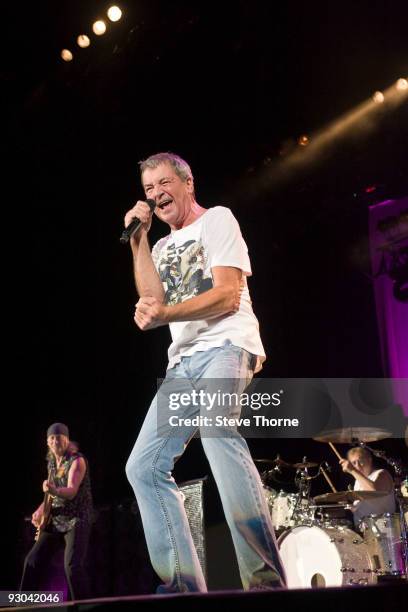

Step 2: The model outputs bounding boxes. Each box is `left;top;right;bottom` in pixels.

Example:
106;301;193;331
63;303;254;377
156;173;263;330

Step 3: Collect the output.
120;198;156;244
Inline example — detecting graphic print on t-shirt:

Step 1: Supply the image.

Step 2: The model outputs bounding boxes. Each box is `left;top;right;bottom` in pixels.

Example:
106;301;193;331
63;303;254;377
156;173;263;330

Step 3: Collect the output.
157;239;213;305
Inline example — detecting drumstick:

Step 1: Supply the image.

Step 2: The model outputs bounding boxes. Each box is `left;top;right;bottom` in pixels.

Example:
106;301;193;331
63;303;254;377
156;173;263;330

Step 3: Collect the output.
328;442;343;461
320;466;337;493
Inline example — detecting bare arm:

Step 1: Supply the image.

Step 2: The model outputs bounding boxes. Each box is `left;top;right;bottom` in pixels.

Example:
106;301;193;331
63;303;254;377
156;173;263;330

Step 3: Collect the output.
352;469;394;492
131;232;165;301
134;267;242;330
166;266;242;321
349;469;377;491
124;201;165;302
31;502;45;527
340;460;393;492
43;457;86;501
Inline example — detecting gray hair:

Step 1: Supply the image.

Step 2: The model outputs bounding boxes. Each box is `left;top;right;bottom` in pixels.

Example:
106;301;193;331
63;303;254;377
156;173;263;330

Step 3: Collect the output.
347;446;373;463
139;152;193;183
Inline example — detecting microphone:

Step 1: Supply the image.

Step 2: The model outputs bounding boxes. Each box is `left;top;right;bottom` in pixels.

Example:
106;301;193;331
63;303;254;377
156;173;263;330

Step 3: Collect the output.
120;199;156;244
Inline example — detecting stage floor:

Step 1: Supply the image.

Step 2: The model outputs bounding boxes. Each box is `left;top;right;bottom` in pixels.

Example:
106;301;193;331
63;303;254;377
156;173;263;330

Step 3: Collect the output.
3;581;408;612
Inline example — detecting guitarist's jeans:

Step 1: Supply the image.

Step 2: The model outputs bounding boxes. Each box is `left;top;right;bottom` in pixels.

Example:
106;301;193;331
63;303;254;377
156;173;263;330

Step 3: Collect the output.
20;520;91;601
126;342;286;593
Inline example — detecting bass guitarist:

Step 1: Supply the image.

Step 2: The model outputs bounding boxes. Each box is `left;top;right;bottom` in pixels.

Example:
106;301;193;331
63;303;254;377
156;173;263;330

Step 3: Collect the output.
20;423;93;601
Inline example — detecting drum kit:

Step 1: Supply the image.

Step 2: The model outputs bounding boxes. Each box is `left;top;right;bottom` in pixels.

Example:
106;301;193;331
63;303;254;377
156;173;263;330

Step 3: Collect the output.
256;427;408;588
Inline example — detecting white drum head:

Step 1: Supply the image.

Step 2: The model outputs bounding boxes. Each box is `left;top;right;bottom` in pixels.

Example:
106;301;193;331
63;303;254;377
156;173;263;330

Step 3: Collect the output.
279;526;343;587
278;525;373;588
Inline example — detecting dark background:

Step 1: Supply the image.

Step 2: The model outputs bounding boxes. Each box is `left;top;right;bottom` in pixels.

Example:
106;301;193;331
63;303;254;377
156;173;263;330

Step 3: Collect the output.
3;0;408;592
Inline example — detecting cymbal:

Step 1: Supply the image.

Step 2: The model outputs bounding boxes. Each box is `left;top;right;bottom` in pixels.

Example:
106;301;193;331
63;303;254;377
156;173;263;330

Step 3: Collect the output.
313;427;392;443
293;461;318;469
314;491;387;504
255;457;292;468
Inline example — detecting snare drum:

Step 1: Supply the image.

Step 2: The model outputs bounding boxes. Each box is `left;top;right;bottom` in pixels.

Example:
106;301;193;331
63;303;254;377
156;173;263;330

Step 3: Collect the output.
313;504;353;529
359;513;405;576
278;525;375;587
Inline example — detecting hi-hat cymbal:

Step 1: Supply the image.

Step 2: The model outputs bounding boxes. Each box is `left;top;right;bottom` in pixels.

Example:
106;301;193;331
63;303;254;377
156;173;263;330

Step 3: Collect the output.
255;457;292;468
313;427;392;443
293;461;318;469
314;491;387;504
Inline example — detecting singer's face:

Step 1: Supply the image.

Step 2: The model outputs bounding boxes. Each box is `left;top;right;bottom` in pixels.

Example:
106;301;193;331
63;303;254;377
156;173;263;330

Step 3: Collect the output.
142;163;194;230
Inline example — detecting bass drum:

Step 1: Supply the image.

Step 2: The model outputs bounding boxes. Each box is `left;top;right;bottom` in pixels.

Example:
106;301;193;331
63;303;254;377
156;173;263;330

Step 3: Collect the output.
278;525;375;588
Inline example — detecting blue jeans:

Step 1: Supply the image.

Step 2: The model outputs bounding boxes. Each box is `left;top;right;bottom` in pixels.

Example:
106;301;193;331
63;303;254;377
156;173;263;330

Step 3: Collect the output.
126;342;286;592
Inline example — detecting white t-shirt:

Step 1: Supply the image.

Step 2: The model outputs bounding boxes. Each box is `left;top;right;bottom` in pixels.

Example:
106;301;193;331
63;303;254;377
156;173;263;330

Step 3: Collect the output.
352;469;396;524
151;206;266;371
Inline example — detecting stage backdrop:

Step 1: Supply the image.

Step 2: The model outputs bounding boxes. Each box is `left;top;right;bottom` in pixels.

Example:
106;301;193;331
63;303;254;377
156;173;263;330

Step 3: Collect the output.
369;196;408;420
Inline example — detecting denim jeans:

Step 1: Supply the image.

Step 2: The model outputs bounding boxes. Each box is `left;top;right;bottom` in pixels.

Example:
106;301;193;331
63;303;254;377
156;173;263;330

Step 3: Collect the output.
126;341;286;592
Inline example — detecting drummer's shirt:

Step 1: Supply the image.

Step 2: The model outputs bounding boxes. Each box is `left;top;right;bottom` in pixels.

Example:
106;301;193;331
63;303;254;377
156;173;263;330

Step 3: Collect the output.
352;469;396;525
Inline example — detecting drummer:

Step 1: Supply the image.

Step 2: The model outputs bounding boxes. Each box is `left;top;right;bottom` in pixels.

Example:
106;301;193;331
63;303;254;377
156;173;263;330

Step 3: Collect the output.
339;446;395;525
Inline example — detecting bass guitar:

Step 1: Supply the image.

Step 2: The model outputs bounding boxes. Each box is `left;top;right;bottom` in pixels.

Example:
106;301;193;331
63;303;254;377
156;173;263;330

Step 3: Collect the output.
34;469;54;541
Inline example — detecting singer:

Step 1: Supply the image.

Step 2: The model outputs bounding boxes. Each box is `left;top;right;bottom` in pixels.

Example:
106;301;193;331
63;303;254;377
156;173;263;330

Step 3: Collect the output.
124;152;285;592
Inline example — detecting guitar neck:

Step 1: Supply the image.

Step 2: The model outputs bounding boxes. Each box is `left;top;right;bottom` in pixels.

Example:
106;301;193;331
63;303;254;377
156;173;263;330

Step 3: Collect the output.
34;467;55;541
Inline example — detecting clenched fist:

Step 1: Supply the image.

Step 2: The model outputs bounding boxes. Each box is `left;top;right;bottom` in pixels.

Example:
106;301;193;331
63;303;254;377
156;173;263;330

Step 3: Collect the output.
124;200;154;240
134;297;169;330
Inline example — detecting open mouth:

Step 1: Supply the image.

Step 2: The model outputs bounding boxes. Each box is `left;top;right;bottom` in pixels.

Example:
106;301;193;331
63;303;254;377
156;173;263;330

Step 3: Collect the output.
158;198;173;210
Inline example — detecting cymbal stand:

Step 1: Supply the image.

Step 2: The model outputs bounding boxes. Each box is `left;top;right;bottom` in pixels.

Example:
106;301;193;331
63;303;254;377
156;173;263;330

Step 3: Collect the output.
397;489;408;578
261;466;292;487
293;458;317;525
294;459;312;499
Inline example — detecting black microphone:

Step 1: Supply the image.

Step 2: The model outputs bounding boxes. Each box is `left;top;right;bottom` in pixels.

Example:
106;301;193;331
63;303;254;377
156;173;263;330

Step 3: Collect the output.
120;199;156;244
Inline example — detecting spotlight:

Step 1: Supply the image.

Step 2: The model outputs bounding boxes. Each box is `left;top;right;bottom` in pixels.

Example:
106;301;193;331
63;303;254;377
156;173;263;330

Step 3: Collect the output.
107;6;122;22
372;91;384;103
77;35;90;48
298;135;309;146
61;49;73;62
396;78;408;91
93;20;107;35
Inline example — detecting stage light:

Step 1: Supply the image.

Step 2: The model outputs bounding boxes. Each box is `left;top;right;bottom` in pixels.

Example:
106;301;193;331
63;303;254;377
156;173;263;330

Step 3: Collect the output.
61;49;73;62
298;135;309;146
365;185;377;194
372;91;384;103
249;79;408;195
396;78;408;91
93;20;107;35
107;6;122;22
77;35;90;48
